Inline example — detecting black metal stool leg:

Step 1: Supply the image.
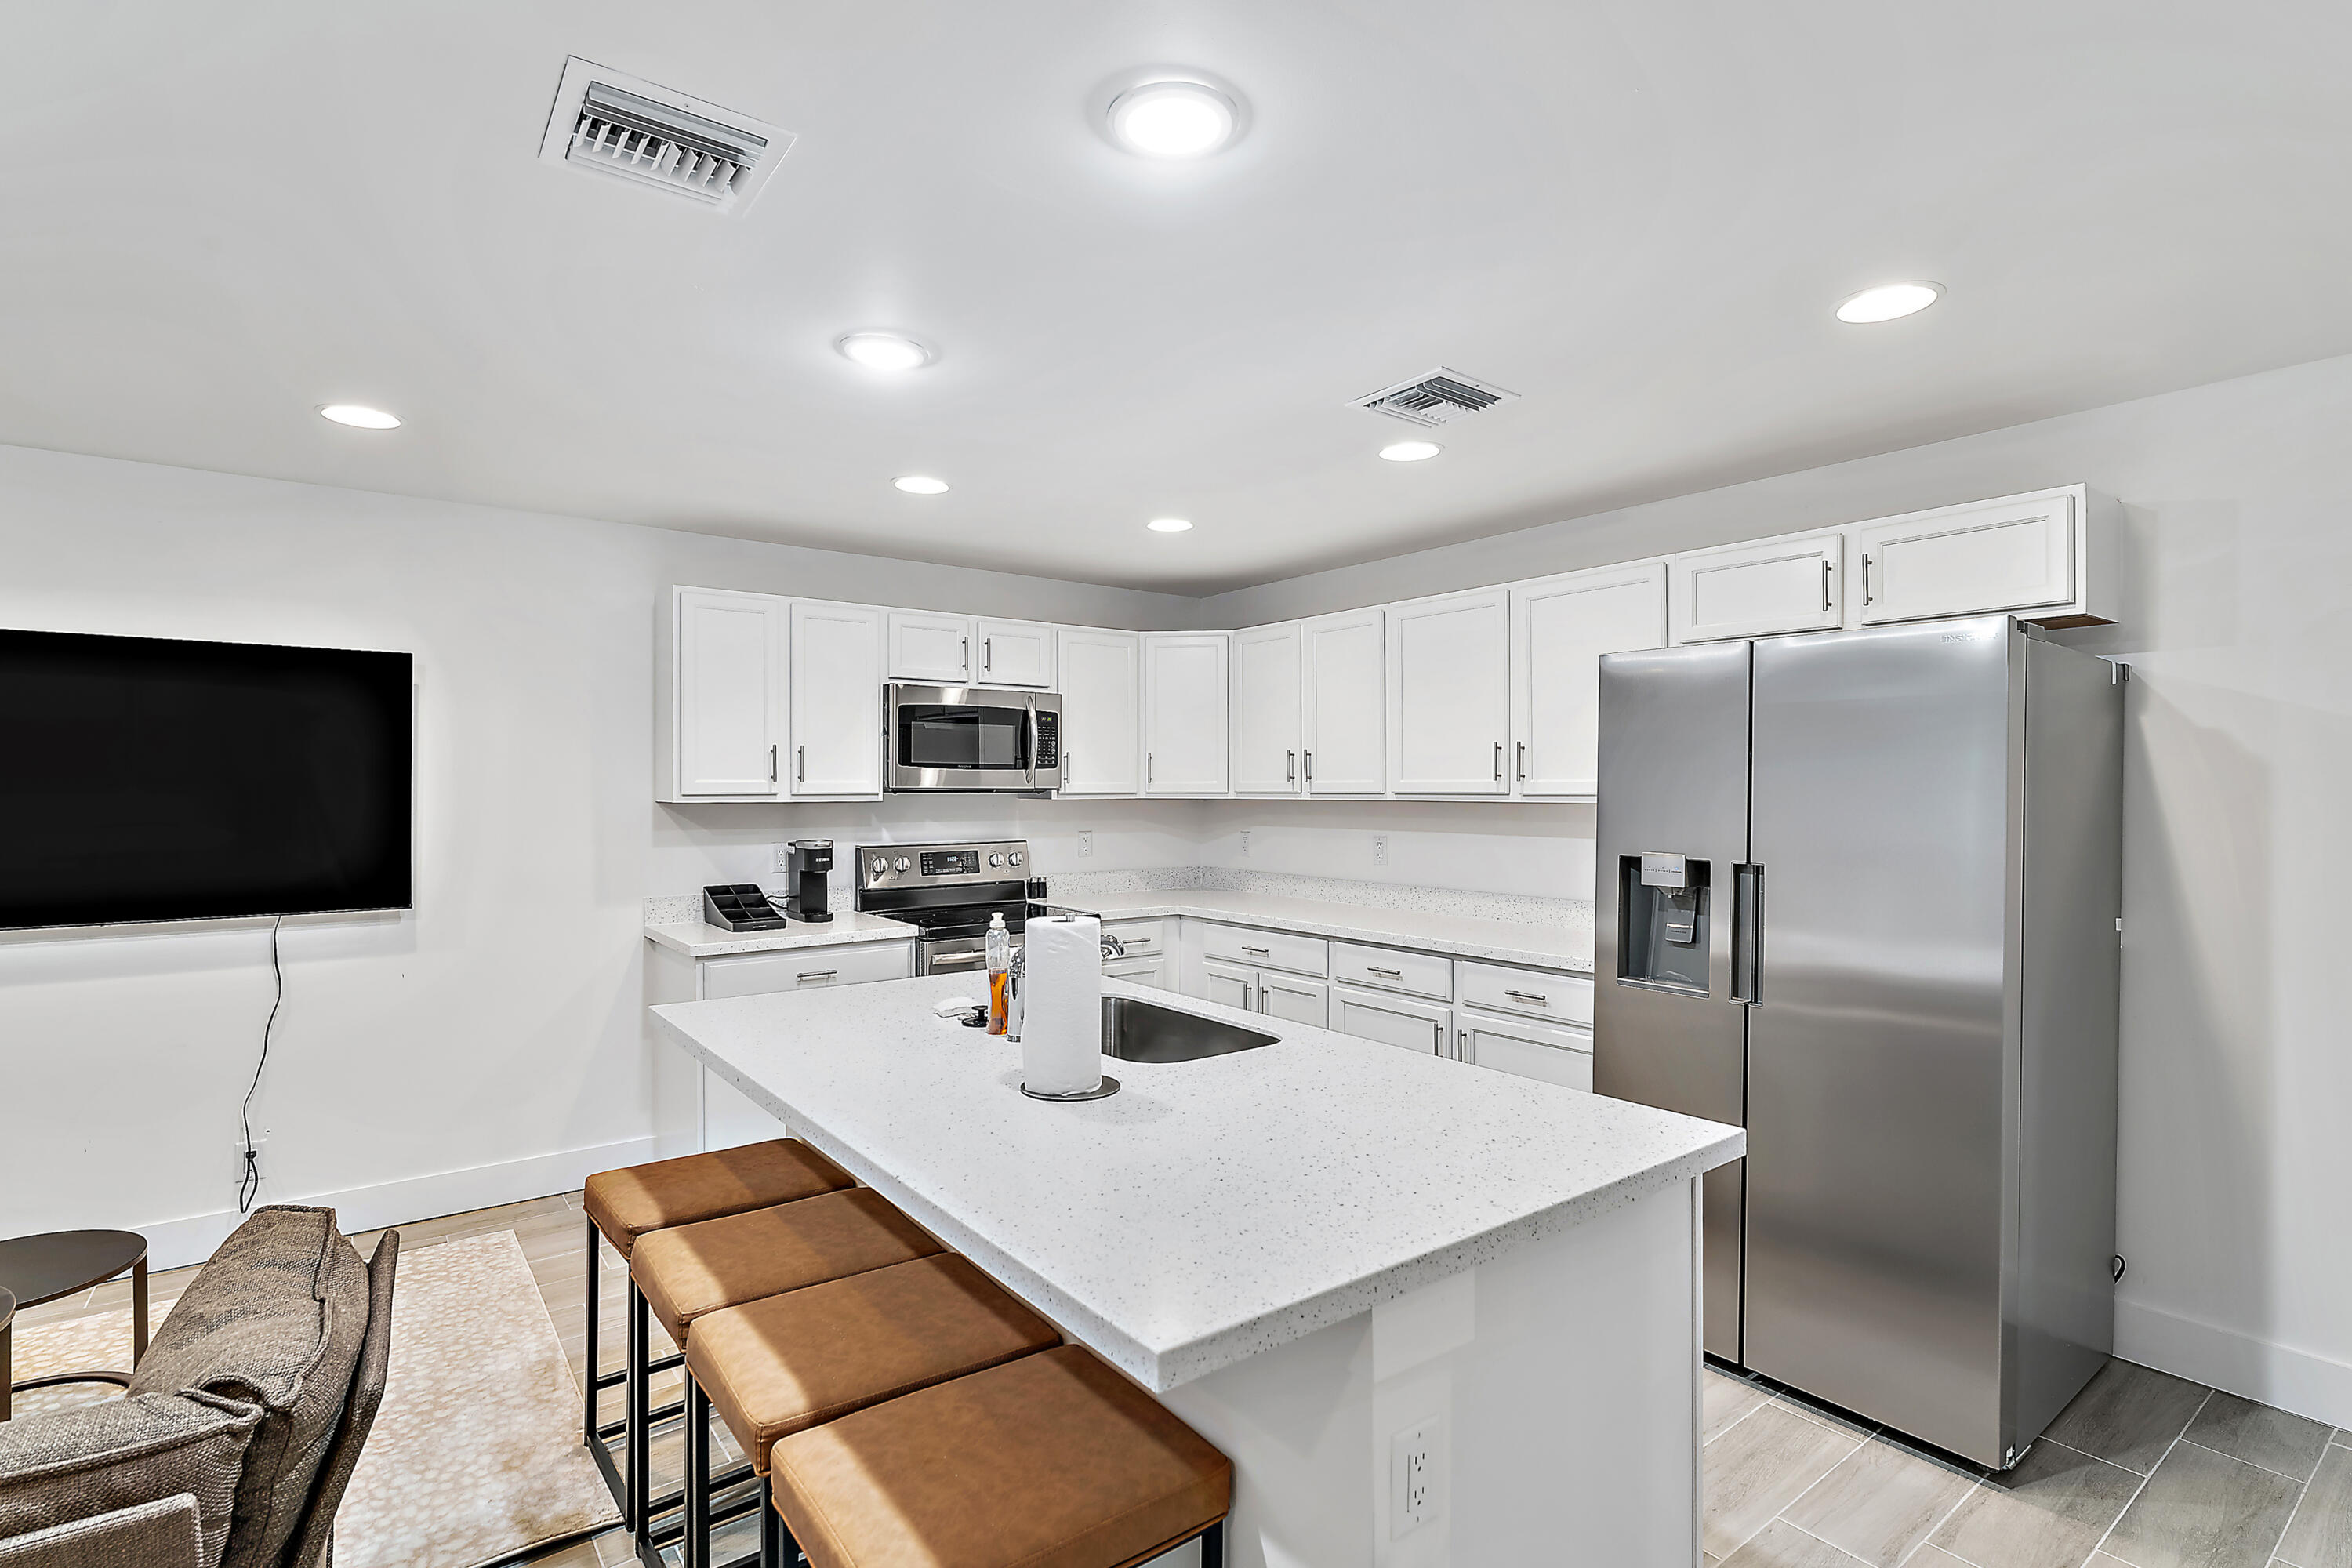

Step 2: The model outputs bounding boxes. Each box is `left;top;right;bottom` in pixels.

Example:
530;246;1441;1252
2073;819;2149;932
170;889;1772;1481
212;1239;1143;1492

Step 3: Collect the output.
758;1472;782;1568
1201;1518;1225;1568
686;1376;713;1568
583;1218;601;1448
629;1280;652;1540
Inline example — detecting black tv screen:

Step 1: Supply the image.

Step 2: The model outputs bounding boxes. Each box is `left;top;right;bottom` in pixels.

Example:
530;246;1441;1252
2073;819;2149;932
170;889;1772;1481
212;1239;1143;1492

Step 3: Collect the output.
0;629;413;929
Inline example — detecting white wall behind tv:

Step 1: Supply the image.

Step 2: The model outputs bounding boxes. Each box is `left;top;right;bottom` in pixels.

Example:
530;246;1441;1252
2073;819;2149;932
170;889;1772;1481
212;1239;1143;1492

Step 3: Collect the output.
0;443;1195;1269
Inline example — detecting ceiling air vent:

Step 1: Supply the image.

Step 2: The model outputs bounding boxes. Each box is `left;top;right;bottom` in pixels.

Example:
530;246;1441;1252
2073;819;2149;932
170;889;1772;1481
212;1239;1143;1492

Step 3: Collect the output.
537;56;793;214
1351;367;1519;428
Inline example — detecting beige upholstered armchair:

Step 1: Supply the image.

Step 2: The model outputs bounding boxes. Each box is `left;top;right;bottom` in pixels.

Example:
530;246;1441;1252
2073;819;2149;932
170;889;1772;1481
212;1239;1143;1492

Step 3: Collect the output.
0;1207;397;1568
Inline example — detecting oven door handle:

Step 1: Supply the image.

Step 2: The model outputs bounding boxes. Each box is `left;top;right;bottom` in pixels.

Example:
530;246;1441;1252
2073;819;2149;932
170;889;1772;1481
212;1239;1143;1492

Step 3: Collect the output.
927;949;989;973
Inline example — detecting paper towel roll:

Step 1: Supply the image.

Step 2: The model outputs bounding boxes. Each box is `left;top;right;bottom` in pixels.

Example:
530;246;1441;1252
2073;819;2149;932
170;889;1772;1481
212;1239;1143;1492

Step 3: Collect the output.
1021;914;1103;1096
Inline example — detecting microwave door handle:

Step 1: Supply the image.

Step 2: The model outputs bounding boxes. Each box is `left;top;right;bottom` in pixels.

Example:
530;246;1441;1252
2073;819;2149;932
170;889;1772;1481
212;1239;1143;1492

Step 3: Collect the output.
1025;697;1040;787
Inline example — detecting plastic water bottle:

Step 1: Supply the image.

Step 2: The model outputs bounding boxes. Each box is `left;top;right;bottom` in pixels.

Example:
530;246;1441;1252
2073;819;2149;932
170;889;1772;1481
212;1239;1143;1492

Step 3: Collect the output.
985;912;1011;1035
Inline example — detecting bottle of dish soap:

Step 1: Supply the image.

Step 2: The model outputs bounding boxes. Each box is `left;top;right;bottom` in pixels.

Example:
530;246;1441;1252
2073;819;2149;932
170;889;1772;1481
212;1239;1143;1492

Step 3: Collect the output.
985;912;1011;1035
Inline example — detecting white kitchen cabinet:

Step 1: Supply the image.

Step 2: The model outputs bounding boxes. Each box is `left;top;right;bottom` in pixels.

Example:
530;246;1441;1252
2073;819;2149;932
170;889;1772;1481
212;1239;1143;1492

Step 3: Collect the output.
1301;609;1385;795
1330;941;1450;1001
702;940;916;998
1200;956;1327;1025
975;619;1056;688
667;587;786;800
1460;1016;1594;1091
1203;956;1257;1012
1332;982;1454;1057
1456;960;1595;1028
1671;532;1844;644
1388;589;1511;796
789;601;884;797
885;610;975;685
1142;633;1231;793
1200;923;1327;977
1057;629;1142;796
1512;561;1668;797
1855;490;2077;625
1231;622;1304;794
1103;953;1171;991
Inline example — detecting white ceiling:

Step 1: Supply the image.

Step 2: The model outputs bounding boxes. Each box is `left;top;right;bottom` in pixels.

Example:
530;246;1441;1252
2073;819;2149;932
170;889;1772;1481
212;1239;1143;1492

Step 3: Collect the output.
4;2;2348;595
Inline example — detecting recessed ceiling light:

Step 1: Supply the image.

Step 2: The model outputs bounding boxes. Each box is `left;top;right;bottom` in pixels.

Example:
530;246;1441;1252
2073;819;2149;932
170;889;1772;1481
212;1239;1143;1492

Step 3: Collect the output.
1835;282;1944;324
1380;440;1443;462
1146;517;1194;533
318;404;401;430
1107;80;1238;158
893;475;949;495
837;332;932;371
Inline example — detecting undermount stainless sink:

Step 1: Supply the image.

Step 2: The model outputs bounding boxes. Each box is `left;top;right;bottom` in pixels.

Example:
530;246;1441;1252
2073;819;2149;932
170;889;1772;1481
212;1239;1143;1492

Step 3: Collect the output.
1101;996;1278;1064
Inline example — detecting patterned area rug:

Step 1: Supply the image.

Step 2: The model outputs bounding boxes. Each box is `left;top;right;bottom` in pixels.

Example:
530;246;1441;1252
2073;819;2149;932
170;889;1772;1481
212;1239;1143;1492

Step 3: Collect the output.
9;1229;619;1568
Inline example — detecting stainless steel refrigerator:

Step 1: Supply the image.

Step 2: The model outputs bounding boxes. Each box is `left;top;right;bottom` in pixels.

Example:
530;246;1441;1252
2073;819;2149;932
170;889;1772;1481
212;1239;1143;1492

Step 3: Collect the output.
1595;614;2122;1468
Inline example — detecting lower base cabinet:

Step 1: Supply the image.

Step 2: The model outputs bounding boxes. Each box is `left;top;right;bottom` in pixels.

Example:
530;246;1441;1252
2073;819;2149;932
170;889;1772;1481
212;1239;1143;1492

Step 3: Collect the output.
1331;982;1453;1056
1103;953;1171;990
1203;958;1329;1025
1459;1015;1594;1091
686;939;916;1148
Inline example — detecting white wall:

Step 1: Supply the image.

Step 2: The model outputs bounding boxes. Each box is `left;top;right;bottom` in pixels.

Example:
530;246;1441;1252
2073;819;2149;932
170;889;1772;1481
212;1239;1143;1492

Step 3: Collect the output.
1210;350;2352;1428
0;444;1192;1266
1196;800;1593;901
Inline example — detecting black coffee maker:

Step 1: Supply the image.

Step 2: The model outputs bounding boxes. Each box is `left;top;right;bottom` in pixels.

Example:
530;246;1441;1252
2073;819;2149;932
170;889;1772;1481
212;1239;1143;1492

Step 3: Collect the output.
785;840;834;922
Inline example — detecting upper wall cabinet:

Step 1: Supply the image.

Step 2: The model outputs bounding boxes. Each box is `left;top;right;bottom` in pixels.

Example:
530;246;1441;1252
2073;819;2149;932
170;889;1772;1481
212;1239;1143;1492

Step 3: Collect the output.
1512;561;1668;797
1231;622;1304;795
1143;633;1230;794
975;619;1056;688
1301;609;1385;795
1388;589;1511;795
1058;628;1142;795
665;588;786;800
1671;532;1845;644
1854;489;2077;626
885;610;975;686
789;601;884;797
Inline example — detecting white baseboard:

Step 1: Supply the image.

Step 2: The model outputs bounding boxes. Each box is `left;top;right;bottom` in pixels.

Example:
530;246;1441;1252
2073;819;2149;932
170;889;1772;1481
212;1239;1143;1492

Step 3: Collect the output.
135;1134;659;1272
2117;1294;2352;1431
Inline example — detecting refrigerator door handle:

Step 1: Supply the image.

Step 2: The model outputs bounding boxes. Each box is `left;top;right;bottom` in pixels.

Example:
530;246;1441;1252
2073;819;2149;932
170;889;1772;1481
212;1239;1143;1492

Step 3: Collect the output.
1731;862;1764;1003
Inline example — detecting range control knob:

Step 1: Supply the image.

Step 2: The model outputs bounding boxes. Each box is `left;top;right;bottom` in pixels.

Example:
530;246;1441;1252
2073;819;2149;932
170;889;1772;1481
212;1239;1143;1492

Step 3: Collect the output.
895;855;911;873
1007;851;1024;867
869;858;887;877
989;852;1004;867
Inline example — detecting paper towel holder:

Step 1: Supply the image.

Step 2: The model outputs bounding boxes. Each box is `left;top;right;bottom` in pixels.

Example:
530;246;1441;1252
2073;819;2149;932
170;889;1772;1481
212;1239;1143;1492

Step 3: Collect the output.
1020;1075;1121;1102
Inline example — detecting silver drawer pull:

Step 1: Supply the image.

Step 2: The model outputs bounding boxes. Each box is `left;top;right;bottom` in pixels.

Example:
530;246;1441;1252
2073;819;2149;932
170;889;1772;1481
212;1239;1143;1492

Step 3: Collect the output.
1504;989;1548;1004
1241;945;1270;956
1367;965;1402;978
1123;938;1154;949
797;969;838;983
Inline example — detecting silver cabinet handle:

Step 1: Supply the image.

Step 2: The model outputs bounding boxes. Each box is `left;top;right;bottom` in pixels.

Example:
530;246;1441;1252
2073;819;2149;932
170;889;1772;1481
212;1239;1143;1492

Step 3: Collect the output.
797;745;806;782
1242;945;1270;956
1146;752;1154;785
797;969;837;983
960;635;970;674
1367;965;1402;978
1123;937;1155;949
1821;558;1833;612
1492;741;1504;780
1458;1028;1468;1062
1287;750;1296;784
1516;741;1526;781
1303;750;1312;782
768;743;778;782
1504;989;1548;1004
983;637;993;673
1861;554;1875;606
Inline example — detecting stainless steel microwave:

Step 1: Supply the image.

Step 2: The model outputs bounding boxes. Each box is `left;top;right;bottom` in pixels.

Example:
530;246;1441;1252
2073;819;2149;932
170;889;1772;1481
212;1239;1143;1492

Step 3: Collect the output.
885;684;1062;793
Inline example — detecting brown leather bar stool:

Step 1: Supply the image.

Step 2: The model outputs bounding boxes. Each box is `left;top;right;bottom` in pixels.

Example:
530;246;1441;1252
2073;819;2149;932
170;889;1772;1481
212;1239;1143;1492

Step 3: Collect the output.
682;1254;1064;1567
630;1187;946;1561
768;1345;1232;1568
581;1141;856;1532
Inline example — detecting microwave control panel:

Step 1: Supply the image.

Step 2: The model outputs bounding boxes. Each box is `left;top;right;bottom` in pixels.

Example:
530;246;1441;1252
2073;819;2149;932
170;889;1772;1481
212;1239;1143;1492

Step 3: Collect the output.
1033;711;1059;768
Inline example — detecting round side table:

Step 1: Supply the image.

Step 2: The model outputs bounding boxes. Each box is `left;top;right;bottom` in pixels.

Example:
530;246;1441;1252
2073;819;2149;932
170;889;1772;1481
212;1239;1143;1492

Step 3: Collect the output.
0;1229;149;1421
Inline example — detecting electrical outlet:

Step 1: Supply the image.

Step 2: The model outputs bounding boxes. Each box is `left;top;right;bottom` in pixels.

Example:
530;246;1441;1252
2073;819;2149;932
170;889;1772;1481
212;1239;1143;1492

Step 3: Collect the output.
770;843;793;874
230;1137;269;1194
1391;1419;1440;1537
1078;831;1094;858
1372;833;1389;866
1240;829;1251;856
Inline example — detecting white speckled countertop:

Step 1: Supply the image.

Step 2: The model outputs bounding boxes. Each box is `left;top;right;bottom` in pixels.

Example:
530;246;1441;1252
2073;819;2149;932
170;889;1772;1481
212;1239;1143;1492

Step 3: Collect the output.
644;909;918;959
1051;888;1594;973
650;972;1739;1390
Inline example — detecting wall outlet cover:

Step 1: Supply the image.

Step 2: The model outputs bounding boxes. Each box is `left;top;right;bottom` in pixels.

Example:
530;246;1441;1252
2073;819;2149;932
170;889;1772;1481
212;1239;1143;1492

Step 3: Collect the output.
770;843;793;873
230;1137;269;1191
1240;829;1251;855
1373;833;1389;866
1078;831;1094;858
1390;1418;1441;1537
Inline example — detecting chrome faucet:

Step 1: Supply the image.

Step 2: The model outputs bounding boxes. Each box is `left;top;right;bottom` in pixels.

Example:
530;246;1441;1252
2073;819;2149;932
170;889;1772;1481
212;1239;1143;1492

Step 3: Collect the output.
1101;933;1127;959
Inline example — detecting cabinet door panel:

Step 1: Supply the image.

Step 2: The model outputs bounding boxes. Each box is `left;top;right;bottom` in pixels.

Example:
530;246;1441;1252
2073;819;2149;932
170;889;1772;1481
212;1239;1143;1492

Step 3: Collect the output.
1143;633;1231;793
1857;493;2076;624
1671;532;1844;643
1203;958;1255;1012
1513;561;1668;797
1231;623;1304;793
1057;630;1142;795
977;619;1056;688
886;610;975;684
1259;971;1330;1028
1301;610;1385;794
1103;954;1171;991
790;601;884;796
675;589;784;797
1331;983;1452;1056
1461;1019;1594;1091
1388;590;1510;795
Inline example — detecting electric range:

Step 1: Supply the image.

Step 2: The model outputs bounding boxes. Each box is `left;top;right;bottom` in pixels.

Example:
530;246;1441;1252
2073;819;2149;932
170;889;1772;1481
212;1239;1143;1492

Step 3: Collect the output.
854;839;1046;976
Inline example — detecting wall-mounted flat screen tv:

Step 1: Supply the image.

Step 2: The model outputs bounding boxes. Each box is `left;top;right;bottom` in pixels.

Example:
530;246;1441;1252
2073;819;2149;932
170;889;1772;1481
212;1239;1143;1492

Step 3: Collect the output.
0;629;414;929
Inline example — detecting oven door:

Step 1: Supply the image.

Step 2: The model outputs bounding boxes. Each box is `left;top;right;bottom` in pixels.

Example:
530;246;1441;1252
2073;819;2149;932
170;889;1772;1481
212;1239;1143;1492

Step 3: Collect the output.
887;684;1062;792
920;931;1025;977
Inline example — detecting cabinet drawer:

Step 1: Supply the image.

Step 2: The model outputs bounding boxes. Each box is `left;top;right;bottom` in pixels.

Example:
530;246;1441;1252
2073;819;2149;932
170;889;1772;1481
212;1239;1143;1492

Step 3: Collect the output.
1455;960;1593;1025
1330;941;1450;1001
1461;1018;1593;1092
1100;919;1167;962
1202;923;1328;977
701;940;915;999
1102;954;1170;991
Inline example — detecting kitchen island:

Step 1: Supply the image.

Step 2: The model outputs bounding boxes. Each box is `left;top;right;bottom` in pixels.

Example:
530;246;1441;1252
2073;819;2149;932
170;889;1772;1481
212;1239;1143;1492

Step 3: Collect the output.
651;973;1741;1567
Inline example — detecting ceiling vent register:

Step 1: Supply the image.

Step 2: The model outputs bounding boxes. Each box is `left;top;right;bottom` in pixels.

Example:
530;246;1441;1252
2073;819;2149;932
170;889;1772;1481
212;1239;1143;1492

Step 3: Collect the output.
1352;367;1520;427
538;56;793;214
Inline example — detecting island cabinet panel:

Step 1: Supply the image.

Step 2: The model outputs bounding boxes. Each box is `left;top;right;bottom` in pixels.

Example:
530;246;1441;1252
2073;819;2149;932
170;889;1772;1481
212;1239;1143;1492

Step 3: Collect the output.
1671;531;1846;644
1512;561;1668;798
670;587;786;800
976;618;1056;688
1301;608;1385;795
1056;629;1142;795
789;601;885;797
886;610;975;684
1230;622;1305;794
1856;491;2077;625
1388;588;1511;795
1142;633;1231;793
1332;982;1452;1055
1461;1014;1595;1092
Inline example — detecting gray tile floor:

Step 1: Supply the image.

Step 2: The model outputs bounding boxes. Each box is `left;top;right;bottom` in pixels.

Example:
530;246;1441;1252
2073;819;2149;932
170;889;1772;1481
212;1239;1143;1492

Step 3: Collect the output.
1706;1357;2352;1568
